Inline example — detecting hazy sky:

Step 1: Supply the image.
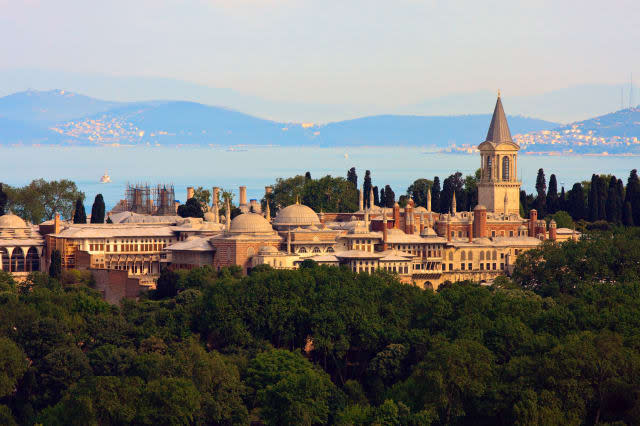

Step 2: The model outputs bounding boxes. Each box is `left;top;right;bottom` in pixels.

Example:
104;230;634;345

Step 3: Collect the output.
1;0;639;110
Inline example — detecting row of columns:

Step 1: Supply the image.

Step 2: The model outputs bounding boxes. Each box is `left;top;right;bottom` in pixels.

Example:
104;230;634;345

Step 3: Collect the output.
0;246;43;273
481;154;517;182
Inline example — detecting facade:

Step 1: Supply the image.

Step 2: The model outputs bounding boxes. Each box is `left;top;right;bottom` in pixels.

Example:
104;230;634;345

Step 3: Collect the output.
0;212;45;279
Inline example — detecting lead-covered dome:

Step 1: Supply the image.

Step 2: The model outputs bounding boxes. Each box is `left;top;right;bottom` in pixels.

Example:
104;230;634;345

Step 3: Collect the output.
0;213;28;228
230;213;273;234
273;203;320;227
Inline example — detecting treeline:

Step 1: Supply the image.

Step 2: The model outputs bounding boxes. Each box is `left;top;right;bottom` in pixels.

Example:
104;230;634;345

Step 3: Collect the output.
0;180;84;223
3;228;640;424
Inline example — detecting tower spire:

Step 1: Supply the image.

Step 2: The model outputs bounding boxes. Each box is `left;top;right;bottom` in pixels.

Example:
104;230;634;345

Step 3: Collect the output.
485;94;513;143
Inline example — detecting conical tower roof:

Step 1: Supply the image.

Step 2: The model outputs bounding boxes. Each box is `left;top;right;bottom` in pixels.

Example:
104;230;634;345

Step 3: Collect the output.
485;93;513;144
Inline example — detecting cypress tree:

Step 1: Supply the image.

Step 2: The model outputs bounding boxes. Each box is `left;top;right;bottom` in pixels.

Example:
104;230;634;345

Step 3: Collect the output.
90;194;106;223
383;185;395;208
49;249;62;279
559;186;566;212
623;201;634;226
597;176;608;220
73;198;86;224
380;187;386;207
588;174;599;222
519;190;529;217
305;171;312;180
606;177;622;223
567;183;586;220
347;167;358;188
441;177;453;213
373;186;379;206
363;170;372;207
432;177;441;213
546;174;559;214
626;169;640;226
535;169;546;217
0;183;7;216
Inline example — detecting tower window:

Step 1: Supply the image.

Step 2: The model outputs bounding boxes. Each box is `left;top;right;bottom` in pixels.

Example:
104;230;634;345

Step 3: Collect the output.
502;157;510;181
486;156;493;179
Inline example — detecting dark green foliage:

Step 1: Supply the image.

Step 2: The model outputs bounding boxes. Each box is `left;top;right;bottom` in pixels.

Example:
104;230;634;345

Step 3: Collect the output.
346;167;358;188
72;198;86;224
177;197;204;219
49;249;62;279
106;216;113;224
90;194;105;223
363;170;372;207
546;174;559;214
626;169;640;225
4;179;84;223
406;178;433;208
535;168;546;216
431;176;441;212
266;174;358;213
567;182;586;220
383;184;395;208
373;186;379;206
0;183;7;216
154;268;179;299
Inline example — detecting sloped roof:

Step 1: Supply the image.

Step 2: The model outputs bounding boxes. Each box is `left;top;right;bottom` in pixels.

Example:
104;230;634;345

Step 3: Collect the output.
485;95;513;144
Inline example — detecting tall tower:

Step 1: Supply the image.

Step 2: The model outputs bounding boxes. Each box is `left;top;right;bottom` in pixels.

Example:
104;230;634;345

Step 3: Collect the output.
477;93;521;215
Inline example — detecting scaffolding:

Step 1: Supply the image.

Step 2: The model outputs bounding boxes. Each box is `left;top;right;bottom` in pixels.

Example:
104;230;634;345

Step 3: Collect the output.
153;184;176;216
125;183;152;215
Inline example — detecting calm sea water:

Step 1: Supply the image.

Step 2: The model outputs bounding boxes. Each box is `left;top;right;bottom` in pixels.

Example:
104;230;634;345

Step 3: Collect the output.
1;146;638;211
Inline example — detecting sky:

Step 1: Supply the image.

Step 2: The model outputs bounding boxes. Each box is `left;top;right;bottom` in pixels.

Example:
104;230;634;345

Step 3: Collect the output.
1;0;639;120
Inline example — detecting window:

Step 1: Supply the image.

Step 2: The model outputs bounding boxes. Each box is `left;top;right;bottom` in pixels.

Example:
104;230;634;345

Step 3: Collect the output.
461;252;466;261
502;156;510;180
509;231;514;237
468;262;472;270
461;263;465;270
298;247;307;253
327;247;334;253
312;247;321;254
486;156;493;179
492;230;496;237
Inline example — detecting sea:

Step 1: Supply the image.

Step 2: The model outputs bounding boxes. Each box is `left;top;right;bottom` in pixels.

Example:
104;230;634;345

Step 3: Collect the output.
1;145;638;212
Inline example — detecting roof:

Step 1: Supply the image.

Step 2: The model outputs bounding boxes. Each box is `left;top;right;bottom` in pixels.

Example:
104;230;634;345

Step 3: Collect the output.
333;250;385;259
0;213;28;229
109;211;181;224
164;237;214;252
273;203;320;226
229;213;274;234
485;95;513;144
53;225;176;239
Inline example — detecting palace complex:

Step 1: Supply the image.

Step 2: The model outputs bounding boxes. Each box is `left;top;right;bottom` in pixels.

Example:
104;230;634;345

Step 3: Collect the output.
0;95;578;298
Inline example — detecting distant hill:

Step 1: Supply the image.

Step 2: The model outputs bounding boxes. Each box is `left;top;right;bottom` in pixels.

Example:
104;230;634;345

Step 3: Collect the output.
558;107;640;138
0;90;121;125
0;89;558;147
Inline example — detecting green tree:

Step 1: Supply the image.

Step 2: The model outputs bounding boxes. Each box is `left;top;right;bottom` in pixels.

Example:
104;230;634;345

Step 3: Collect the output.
89;194;105;223
192;186;211;206
0;337;28;398
363;170;372;207
383;184;396;208
73;198;86;224
155;268;179;299
626;169;640;225
535;168;546;217
567;182;586;220
547;174;559;214
406;179;433;208
432;176;441;212
5;179;84;223
247;349;337;426
347;167;358;188
177;198;204;219
49;249;62;279
138;378;201;425
0;183;7;216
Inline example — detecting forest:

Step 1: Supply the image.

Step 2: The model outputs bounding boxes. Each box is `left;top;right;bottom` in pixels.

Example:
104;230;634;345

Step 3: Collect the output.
1;227;640;425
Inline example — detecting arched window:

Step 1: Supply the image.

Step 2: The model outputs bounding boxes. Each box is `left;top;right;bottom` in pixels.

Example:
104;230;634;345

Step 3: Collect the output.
312;247;321;254
0;248;9;271
298;247;307;253
486;156;493;179
26;247;40;272
246;247;255;258
480;251;485;261
492;250;498;260
461;251;466;261
502;156;510;181
468;251;473;261
326;247;334;253
485;250;491;260
11;247;25;272
448;252;453;261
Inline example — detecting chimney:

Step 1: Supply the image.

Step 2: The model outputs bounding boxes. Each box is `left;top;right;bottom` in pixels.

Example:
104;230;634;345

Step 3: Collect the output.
174;201;180;213
225;197;231;232
187;186;194;200
382;211;388;250
359;188;364;211
265;186;273;195
265;202;271;221
239;186;247;206
369;187;374;209
549;219;557;241
529;209;538;237
451;192;457;216
54;212;61;234
212;187;220;223
393;203;400;229
473;205;487;238
427;188;432;212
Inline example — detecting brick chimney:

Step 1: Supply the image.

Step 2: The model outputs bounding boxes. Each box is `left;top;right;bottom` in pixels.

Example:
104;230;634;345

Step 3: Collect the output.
549;219;557;241
393;203;400;229
187;186;194;200
529;209;538;237
239;186;247;206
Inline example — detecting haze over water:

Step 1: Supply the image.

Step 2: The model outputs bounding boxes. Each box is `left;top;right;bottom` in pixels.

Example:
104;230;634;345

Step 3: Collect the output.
2;146;637;212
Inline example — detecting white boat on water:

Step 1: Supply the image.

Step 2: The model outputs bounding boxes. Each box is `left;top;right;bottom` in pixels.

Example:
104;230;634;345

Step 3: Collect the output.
100;171;111;183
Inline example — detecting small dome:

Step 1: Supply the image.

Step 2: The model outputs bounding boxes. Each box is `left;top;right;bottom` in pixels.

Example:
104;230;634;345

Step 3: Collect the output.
0;213;27;228
414;206;427;213
549;219;557;227
230;213;273;234
474;204;487;211
518;225;527;230
203;211;216;222
259;245;278;255
273;203;320;227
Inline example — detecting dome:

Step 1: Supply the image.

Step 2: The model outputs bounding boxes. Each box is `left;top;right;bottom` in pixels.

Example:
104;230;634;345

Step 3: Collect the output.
273;203;320;227
414;206;427;213
203;211;216;222
474;204;487;211
259;245;278;255
0;213;27;228
230;213;273;234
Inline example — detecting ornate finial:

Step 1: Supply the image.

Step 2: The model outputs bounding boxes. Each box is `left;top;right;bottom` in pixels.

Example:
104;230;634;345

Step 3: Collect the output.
296;195;299;204
498;89;501;98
